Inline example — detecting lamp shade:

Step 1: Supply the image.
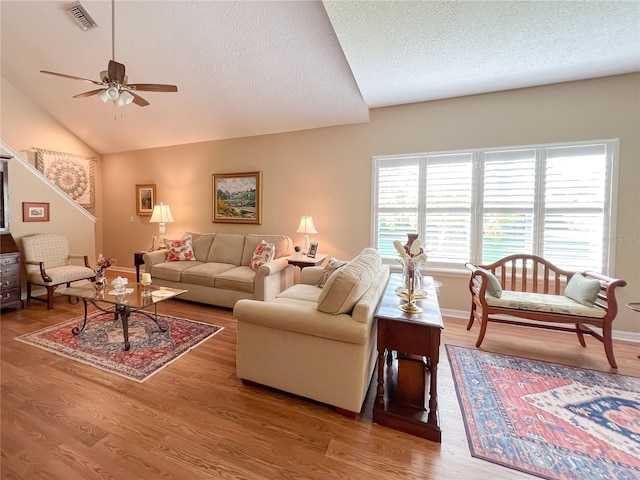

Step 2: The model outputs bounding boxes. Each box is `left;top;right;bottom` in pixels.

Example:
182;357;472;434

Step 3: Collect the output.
150;203;175;224
296;215;317;234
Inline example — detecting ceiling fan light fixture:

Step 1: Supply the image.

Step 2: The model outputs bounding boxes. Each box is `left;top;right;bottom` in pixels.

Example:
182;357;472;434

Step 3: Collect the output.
120;90;134;105
106;86;120;101
97;89;110;103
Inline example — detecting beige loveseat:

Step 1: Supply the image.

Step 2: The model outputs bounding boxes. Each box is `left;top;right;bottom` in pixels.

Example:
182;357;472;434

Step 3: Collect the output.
234;247;390;415
143;233;294;308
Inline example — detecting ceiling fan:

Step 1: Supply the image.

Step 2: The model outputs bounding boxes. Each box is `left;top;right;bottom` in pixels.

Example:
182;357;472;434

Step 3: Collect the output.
40;0;177;107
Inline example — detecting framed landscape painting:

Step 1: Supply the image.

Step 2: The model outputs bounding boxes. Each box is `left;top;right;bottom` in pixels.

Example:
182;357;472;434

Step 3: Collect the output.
136;184;156;216
212;172;262;224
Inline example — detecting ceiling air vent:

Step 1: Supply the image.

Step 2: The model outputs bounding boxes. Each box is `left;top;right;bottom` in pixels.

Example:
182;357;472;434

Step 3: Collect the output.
66;1;98;31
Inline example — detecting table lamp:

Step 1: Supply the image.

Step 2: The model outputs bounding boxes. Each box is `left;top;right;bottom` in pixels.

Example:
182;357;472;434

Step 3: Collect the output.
296;215;317;255
149;202;175;249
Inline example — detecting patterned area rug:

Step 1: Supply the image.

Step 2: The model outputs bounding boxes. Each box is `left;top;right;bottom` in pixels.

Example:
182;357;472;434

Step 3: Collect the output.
446;345;640;480
16;311;223;382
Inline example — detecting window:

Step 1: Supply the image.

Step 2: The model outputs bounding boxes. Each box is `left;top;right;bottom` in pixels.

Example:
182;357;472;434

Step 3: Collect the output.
372;140;618;273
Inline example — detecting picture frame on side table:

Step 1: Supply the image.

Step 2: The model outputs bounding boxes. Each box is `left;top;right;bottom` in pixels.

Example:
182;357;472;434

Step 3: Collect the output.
136;184;156;216
23;202;50;222
212;171;262;224
308;242;319;258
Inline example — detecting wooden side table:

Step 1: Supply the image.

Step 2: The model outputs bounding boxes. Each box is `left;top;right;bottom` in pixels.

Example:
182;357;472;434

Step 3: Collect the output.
134;251;147;283
285;253;327;270
373;273;444;442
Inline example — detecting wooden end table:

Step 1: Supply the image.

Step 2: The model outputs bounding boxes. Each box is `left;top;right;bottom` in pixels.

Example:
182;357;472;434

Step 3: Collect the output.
285;253;327;270
373;273;444;442
134;251;147;282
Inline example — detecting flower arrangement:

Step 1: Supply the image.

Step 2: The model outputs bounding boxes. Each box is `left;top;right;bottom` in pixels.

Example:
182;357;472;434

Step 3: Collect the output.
393;239;428;263
393;238;428;312
95;254;116;278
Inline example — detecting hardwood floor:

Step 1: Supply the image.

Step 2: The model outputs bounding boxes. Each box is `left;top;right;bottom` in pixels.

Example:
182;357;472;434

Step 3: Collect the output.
2;278;638;480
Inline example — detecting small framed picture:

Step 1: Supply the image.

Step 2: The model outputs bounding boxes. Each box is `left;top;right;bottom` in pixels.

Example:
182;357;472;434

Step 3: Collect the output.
308;242;319;258
23;202;50;222
136;184;156;216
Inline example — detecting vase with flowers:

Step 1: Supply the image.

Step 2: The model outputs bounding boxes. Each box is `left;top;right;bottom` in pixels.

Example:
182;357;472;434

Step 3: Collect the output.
95;254;116;290
393;237;428;313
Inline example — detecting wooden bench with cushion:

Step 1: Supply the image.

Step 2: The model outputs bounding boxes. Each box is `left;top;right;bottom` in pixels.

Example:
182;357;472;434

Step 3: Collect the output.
465;254;627;368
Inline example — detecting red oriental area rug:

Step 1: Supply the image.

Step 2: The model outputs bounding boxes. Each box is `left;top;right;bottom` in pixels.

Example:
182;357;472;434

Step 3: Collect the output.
16;311;223;382
446;345;640;480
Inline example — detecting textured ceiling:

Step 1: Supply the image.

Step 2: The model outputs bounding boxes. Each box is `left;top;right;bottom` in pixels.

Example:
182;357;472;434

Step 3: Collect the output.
1;0;639;155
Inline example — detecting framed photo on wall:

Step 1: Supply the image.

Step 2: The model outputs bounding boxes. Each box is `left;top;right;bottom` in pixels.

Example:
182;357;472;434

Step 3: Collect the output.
136;184;156;216
212;171;262;224
308;242;319;258
23;202;50;222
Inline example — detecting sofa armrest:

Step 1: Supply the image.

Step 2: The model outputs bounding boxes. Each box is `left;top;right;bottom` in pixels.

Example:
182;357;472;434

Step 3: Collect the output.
256;257;290;277
300;266;323;285
143;250;168;272
234;299;368;345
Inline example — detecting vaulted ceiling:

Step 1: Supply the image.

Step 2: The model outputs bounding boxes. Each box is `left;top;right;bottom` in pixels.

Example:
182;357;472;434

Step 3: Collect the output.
2;0;638;155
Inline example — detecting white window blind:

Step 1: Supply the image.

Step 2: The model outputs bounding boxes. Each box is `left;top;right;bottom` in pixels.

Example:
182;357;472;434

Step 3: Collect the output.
372;140;617;273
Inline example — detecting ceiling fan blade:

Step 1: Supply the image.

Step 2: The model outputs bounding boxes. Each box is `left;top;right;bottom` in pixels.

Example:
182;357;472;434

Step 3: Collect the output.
130;92;150;107
72;89;105;98
127;84;178;92
108;60;126;84
40;70;103;86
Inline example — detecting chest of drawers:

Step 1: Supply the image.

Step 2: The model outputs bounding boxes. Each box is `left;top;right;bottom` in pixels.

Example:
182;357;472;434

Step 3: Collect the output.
0;251;22;310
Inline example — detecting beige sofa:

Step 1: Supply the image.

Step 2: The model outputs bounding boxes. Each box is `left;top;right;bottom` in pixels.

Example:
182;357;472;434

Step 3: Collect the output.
143;233;294;308
234;248;390;415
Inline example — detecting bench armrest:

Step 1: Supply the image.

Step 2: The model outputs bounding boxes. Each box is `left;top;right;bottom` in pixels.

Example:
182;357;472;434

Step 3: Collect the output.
465;262;490;302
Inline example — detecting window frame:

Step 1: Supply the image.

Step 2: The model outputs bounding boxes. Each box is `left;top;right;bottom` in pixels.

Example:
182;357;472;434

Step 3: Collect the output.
371;139;619;275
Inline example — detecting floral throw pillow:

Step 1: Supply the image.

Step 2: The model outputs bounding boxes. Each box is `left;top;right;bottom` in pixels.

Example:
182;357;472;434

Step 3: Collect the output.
250;240;275;270
164;234;196;262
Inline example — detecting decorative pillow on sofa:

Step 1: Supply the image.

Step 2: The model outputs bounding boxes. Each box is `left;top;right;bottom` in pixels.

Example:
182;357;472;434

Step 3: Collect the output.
317;251;381;315
479;268;502;298
164;235;196;262
250;240;275;270
317;258;348;287
564;272;600;306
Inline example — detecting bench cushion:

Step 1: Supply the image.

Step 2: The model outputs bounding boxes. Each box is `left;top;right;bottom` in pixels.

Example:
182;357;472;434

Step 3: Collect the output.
486;290;606;319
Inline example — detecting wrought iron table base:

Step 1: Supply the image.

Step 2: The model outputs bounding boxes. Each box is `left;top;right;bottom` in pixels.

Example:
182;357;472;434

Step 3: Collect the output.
72;298;168;351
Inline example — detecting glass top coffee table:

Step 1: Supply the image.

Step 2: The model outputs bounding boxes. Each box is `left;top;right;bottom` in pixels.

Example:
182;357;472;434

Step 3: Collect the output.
59;283;187;351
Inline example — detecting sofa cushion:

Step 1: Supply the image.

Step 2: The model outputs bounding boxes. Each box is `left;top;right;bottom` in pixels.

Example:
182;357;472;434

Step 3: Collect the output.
164;234;197;262
181;262;236;287
317;250;381;314
151;261;204;282
317;257;348;287
241;234;292;265
185;232;215;262
250;240;275;270
207;234;245;265
486;290;606;318
564;272;601;306
277;284;323;303
215;266;255;293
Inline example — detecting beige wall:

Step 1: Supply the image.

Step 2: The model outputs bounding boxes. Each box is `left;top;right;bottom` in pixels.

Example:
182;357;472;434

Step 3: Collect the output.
0;77;101;264
101;73;639;336
3;72;639;337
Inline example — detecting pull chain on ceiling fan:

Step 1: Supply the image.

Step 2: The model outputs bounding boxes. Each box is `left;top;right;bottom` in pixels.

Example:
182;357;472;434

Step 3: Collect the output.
40;0;177;107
